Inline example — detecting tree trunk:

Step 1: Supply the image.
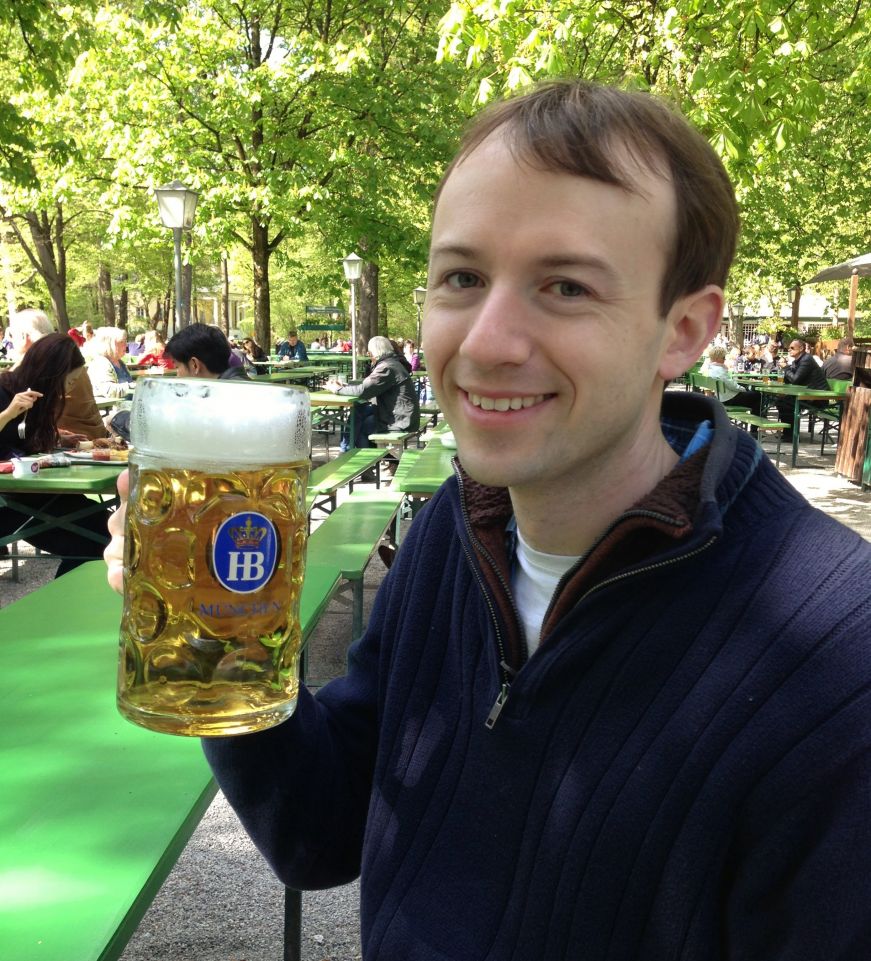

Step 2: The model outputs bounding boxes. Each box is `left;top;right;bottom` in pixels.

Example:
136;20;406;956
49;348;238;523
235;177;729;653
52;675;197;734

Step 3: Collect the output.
360;260;379;352
13;204;70;330
252;217;271;350
118;275;128;329
98;263;116;325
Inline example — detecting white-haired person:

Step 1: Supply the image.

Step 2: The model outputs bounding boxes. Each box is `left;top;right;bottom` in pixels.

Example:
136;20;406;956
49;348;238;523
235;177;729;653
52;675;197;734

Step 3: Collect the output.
86;326;134;398
8;308;108;440
325;335;420;450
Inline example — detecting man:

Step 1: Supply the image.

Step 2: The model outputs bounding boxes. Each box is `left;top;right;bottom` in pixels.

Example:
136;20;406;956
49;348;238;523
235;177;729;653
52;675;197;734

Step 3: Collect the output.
164;323;250;380
277;329;308;362
325;335;419;450
776;338;830;440
822;336;854;381
107;82;871;958
8;308;108;440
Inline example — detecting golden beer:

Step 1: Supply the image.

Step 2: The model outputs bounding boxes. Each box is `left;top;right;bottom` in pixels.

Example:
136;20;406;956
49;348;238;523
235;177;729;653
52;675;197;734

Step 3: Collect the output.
117;378;311;736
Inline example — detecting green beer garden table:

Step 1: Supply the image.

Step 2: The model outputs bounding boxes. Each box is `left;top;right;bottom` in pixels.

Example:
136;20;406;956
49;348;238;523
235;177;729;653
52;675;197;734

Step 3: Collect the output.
1;556;342;961
0;561;217;961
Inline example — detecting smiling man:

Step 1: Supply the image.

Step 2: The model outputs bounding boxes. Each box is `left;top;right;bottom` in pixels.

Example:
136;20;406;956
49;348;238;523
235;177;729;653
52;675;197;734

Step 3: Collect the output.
113;81;871;960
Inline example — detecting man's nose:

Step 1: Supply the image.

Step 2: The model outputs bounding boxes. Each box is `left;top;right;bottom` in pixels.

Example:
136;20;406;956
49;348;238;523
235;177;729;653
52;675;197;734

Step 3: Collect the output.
458;285;533;368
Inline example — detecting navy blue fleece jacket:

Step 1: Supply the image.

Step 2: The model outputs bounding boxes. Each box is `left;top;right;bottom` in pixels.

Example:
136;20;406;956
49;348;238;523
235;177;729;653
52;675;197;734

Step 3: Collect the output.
204;393;871;960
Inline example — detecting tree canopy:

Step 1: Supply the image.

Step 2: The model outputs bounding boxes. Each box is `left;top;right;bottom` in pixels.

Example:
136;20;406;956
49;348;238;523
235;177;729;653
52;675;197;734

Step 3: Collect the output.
1;0;869;340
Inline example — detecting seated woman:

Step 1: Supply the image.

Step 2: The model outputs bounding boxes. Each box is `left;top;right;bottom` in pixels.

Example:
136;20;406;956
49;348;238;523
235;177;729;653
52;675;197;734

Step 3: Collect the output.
242;337;267;362
86;326;134;397
0;333;111;577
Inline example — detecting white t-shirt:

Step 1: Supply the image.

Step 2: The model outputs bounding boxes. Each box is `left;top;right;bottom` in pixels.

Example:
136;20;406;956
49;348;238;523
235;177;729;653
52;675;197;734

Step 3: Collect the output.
512;528;581;656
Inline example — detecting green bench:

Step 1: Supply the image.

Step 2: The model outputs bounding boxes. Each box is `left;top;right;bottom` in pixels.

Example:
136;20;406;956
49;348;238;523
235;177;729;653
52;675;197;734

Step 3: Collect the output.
725;411;791;465
306;448;386;517
306;486;405;640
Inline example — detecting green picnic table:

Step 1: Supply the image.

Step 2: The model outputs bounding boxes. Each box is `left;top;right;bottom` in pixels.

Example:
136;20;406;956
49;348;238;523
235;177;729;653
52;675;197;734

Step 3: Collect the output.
395;435;456;499
1;558;342;961
0;462;124;553
0;562;217;961
753;383;842;467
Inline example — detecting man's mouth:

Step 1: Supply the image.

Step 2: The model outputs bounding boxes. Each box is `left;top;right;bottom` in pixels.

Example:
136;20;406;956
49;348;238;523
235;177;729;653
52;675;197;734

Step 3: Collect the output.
468;391;546;412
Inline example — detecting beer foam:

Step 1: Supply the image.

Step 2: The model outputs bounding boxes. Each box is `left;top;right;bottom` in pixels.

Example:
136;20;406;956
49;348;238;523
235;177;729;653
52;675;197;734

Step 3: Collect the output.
130;378;310;468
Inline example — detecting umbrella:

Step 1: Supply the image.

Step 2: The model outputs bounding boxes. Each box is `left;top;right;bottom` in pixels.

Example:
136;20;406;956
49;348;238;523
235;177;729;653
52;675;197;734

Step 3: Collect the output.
805;252;871;285
804;252;871;334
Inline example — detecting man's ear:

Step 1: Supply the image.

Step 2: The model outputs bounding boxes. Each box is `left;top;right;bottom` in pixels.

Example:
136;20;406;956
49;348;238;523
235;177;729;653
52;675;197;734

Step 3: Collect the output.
189;356;202;376
658;285;724;382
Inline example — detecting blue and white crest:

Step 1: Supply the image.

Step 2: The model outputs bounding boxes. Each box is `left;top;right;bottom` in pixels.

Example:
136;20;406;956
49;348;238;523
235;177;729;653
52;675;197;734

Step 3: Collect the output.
212;511;278;594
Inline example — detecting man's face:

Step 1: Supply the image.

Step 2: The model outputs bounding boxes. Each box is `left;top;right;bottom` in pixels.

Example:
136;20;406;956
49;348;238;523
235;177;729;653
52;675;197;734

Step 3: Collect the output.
423;135;706;498
288;335;298;346
788;341;804;360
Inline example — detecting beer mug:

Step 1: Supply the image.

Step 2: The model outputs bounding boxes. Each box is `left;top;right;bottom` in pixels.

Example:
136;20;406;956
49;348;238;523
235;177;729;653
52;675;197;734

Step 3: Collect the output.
117;378;311;737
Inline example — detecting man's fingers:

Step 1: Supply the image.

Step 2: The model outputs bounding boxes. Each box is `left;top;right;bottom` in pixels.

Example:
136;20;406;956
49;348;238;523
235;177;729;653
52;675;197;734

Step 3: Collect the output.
104;468;129;595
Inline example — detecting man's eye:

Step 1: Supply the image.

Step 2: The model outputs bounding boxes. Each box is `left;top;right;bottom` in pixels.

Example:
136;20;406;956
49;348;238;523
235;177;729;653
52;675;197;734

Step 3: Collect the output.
551;280;589;297
445;272;480;289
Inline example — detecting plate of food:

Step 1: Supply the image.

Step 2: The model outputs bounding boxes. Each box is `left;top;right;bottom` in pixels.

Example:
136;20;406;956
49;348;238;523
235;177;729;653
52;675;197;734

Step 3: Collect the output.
66;448;130;463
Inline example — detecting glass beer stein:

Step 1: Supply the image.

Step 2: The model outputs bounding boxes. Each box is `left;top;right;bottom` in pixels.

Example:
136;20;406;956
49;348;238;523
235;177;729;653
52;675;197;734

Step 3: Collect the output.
117;377;311;736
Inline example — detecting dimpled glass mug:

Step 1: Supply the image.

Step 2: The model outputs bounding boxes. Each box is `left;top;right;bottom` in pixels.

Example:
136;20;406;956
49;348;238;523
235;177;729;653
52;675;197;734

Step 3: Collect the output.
117;377;311;736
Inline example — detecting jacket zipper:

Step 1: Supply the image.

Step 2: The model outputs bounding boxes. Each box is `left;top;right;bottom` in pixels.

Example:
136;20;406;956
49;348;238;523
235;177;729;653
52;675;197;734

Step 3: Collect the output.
454;466;525;729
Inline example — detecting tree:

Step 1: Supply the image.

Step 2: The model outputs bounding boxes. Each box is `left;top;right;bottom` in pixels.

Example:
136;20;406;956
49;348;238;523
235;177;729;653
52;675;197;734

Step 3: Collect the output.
84;0;462;348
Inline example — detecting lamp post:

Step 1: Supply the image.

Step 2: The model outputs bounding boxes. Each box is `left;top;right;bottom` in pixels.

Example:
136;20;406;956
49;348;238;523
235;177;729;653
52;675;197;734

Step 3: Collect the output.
412;286;426;347
154;180;198;334
731;301;745;345
342;252;363;380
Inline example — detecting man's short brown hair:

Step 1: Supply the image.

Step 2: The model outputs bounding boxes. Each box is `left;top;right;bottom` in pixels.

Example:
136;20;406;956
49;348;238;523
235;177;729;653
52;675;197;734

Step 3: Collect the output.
434;80;739;316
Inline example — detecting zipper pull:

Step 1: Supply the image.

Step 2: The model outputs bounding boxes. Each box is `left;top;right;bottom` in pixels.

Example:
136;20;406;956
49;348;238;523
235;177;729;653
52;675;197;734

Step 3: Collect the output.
485;682;510;730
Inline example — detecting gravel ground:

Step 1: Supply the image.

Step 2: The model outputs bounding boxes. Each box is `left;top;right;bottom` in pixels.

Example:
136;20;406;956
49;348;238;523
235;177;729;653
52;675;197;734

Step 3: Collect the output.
2;433;870;960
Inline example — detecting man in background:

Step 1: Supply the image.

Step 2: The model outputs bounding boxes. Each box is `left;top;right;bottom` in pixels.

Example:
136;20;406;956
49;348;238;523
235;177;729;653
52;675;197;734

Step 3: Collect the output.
776;338;830;441
277;329;308;362
822;336;854;381
165;323;250;380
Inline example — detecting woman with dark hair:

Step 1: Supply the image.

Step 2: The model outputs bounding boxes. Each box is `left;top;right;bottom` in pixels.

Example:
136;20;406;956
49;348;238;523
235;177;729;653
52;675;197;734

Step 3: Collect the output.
242;337;267;362
0;333;111;577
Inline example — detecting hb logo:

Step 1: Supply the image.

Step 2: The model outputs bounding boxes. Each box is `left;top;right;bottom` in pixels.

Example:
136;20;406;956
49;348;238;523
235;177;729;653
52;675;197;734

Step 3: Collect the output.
212;512;278;594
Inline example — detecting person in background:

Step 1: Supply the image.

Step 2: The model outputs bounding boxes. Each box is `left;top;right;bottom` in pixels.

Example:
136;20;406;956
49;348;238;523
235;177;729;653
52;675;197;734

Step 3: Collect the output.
0;333;110;576
277;330;308;362
165;323;250;381
242;336;268;362
776;339;830;442
325;335;419;450
704;346;762;419
106;80;871;958
822;337;854;381
127;332;147;357
8;308;108;441
138;330;174;369
86;327;134;398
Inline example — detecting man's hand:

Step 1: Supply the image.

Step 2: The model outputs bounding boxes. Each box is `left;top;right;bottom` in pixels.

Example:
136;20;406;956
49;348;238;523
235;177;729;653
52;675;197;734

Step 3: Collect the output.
105;468;129;595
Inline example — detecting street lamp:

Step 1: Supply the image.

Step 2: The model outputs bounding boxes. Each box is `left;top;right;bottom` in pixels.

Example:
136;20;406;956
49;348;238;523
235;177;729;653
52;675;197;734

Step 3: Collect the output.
412;286;426;347
342;252;363;380
731;301;745;345
154;180;198;334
